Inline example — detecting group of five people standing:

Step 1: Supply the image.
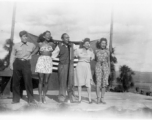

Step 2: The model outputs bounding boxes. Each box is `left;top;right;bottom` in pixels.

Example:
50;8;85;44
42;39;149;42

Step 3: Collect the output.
10;30;110;105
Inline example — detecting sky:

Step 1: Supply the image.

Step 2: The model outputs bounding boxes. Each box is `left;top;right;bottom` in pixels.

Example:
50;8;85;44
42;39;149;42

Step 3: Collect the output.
0;0;152;72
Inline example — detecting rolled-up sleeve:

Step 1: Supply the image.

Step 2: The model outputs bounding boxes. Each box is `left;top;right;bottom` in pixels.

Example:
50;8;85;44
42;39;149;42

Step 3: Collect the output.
32;43;36;51
74;49;79;57
10;45;16;65
52;45;60;59
73;43;79;50
90;50;95;60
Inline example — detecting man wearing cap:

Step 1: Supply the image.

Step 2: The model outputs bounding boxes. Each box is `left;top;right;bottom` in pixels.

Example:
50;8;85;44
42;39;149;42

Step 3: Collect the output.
10;30;38;105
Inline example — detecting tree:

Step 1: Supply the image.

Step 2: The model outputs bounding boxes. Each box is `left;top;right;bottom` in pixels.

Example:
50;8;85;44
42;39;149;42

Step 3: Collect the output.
0;39;13;71
117;65;135;92
108;48;117;90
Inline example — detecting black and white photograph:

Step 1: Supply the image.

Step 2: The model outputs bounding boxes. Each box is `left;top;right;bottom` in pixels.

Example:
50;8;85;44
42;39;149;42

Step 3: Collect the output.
0;0;152;119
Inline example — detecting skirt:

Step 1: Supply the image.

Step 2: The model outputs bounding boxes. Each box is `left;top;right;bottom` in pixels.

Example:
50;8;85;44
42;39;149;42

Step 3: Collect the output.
35;56;52;74
74;62;93;88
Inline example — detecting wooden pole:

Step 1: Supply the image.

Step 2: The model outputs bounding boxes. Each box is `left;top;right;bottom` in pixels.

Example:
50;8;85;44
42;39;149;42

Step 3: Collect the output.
109;8;113;53
10;2;16;41
108;8;114;90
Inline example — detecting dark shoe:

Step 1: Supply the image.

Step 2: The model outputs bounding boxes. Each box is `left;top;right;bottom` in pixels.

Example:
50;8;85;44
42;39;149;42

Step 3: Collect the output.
69;98;74;103
28;100;38;106
59;100;65;103
67;99;79;103
89;101;92;104
69;100;75;103
100;98;106;104
12;101;19;104
42;97;47;104
78;100;81;103
101;100;106;104
72;92;76;98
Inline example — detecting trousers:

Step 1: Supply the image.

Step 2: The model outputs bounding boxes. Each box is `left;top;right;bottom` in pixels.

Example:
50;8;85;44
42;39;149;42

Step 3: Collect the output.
12;59;34;103
58;64;74;101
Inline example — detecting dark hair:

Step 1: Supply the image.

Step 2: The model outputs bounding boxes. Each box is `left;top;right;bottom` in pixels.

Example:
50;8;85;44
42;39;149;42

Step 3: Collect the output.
96;38;107;49
82;38;90;45
37;31;53;43
61;33;67;39
80;38;90;48
19;30;28;37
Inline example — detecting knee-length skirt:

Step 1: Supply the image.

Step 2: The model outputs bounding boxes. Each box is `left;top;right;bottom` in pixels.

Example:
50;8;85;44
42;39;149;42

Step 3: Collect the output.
35;56;52;74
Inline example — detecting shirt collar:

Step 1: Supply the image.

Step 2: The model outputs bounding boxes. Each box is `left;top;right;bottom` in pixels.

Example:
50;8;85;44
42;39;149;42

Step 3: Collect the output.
20;42;28;46
61;42;68;47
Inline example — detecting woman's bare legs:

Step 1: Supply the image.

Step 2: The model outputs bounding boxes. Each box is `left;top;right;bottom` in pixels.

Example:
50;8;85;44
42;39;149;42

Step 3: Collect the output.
96;85;101;104
87;87;92;103
43;74;51;103
78;86;82;102
38;73;44;103
101;87;106;104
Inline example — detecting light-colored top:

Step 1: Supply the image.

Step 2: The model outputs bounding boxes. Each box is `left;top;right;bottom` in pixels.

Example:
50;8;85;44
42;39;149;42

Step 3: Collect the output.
74;48;95;63
10;42;36;64
39;42;53;52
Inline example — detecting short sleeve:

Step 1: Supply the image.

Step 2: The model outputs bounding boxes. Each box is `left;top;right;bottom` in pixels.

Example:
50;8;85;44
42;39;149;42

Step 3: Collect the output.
90;50;95;60
32;43;36;51
74;49;79;57
10;44;16;64
94;50;98;61
73;44;80;50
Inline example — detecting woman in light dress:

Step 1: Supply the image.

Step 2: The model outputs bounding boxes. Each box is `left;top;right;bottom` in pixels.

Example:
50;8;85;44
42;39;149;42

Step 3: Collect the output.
35;31;55;103
74;38;94;104
95;38;110;104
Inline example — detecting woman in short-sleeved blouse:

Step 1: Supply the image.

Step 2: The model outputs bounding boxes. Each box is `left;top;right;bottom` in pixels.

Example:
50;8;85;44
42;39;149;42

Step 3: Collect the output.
95;38;110;104
74;38;94;104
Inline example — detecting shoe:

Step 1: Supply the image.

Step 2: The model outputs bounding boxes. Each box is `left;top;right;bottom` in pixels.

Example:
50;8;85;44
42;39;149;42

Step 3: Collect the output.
39;96;42;103
70;100;76;103
100;98;106;104
58;96;66;103
42;98;47;104
38;101;43;104
100;100;106;104
28;100;38;106
59;101;65;104
78;100;81;103
89;101;92;104
72;92;76;98
70;98;74;103
68;99;79;103
11;101;19;104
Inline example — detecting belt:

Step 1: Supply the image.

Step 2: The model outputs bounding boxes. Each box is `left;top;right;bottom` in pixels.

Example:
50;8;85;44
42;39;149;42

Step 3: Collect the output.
16;58;29;61
78;61;90;63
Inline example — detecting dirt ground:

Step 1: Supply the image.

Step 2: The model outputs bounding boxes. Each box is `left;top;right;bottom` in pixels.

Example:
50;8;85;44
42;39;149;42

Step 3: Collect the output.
0;90;152;119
